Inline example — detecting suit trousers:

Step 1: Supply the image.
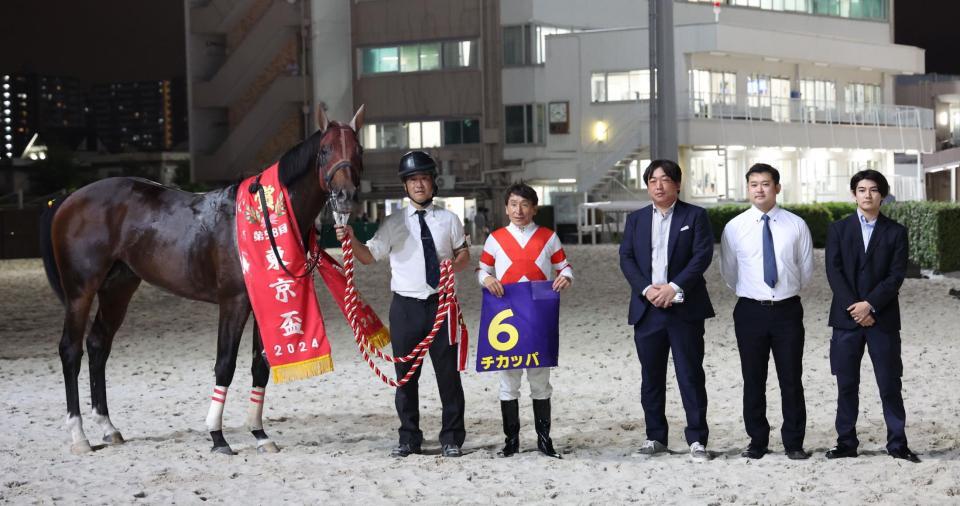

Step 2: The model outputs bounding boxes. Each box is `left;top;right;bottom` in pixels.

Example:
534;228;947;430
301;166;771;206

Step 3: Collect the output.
830;326;907;452
733;297;806;451
390;293;466;448
633;307;709;446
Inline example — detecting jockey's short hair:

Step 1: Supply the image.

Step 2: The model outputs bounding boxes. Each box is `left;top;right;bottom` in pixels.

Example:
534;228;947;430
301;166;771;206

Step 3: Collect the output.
504;182;539;206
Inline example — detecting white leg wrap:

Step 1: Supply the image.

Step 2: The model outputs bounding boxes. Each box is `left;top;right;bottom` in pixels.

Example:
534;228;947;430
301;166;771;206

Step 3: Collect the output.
66;414;88;445
91;408;118;437
205;385;228;432
246;387;265;431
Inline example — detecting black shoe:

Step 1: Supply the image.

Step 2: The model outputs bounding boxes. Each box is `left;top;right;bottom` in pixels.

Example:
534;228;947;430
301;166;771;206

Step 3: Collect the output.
390;443;422;458
786;449;811;460
499;399;520;457
441;444;463;458
888;447;921;463
533;398;562;459
825;444;858;459
741;445;768;459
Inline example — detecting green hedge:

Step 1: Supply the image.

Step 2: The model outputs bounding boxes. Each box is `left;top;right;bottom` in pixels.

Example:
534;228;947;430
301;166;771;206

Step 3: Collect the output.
884;201;960;272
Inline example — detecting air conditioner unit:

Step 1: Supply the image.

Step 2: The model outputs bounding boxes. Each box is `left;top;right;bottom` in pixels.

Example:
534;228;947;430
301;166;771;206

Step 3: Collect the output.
436;174;456;190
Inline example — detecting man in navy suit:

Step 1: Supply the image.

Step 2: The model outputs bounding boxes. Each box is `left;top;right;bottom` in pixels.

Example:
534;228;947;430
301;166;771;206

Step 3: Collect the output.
824;169;920;463
619;160;715;462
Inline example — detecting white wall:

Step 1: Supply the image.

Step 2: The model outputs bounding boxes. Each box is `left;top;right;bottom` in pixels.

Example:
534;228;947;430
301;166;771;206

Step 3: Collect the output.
311;0;354;125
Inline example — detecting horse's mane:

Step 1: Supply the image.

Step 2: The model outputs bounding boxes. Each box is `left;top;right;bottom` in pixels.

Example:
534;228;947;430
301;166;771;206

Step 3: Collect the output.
277;126;327;188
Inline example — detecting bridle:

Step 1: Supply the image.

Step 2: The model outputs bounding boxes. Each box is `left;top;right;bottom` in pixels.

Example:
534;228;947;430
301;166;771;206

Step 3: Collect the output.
249;123;362;279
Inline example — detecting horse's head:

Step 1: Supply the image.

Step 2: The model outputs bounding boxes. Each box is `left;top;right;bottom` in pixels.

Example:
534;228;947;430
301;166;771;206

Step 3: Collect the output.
315;105;365;224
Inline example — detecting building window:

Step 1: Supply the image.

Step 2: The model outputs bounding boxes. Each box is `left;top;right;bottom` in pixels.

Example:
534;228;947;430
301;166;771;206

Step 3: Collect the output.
443;119;480;145
689;157;720;197
799;79;837;111
591;70;653;102
505;104;545;145
686;0;887;21
843;83;881;113
362;119;479;149
503;24;574;65
690;70;737;115
361;40;476;75
747;75;791;121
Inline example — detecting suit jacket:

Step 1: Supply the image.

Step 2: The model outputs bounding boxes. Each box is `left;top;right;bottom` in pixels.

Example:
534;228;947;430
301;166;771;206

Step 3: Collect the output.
619;199;716;325
825;212;908;332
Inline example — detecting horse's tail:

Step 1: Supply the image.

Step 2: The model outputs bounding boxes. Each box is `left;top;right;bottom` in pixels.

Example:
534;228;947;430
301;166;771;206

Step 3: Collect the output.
39;197;67;305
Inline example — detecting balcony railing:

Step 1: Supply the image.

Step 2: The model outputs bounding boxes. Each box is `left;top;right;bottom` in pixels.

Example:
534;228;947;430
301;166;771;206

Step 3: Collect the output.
683;93;934;129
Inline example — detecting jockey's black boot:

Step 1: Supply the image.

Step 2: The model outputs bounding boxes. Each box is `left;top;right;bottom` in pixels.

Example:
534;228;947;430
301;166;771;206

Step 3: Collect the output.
533;398;562;459
499;399;520;457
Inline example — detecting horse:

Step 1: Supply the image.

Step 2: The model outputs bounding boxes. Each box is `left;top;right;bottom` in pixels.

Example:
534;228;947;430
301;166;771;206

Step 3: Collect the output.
39;106;365;455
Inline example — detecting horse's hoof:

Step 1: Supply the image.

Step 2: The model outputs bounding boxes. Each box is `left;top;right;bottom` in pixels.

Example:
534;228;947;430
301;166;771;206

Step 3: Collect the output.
103;432;125;444
257;441;280;454
70;440;93;455
210;445;237;455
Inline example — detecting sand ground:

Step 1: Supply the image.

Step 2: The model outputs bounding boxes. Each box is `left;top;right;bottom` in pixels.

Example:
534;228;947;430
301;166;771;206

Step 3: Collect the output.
1;245;959;504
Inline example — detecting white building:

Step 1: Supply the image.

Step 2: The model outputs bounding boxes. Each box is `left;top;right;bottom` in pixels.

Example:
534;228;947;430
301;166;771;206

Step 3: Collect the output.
503;0;933;207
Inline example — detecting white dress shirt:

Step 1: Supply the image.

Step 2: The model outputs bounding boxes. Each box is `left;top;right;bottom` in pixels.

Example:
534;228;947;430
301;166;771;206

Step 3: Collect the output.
365;204;466;299
643;202;682;296
720;205;814;301
857;209;877;252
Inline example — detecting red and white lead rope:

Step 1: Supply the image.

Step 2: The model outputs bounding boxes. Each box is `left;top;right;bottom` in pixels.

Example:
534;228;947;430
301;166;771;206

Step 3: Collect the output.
340;236;456;387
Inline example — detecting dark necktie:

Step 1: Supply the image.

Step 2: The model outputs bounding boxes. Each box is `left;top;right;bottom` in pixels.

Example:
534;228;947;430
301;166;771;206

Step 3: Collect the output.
416;210;440;288
762;214;778;288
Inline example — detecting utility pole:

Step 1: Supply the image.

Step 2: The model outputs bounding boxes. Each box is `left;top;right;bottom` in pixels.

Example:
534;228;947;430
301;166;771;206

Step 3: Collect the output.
649;0;678;161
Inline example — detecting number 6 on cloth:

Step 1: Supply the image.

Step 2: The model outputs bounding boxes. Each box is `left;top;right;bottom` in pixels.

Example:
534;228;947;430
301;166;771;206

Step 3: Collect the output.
475;280;560;372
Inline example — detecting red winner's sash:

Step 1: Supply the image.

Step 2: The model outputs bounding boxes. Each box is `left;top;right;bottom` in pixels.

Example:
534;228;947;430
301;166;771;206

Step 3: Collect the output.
236;164;333;384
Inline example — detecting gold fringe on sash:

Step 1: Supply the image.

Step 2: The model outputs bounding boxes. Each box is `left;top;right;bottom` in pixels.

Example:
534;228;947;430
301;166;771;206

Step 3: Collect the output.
271;355;334;384
366;327;391;350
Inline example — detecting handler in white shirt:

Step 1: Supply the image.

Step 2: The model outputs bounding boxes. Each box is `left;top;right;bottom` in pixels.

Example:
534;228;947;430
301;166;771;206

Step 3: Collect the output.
720;163;814;461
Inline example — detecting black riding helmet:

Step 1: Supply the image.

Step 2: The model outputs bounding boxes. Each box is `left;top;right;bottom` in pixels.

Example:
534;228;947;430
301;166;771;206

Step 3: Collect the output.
398;150;438;203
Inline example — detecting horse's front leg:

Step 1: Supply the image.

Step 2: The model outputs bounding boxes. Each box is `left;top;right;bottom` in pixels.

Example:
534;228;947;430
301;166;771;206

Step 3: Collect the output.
205;296;250;455
248;322;279;453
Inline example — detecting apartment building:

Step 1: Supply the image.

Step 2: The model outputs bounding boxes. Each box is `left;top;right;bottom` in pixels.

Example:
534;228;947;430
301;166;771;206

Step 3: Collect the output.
896;73;960;202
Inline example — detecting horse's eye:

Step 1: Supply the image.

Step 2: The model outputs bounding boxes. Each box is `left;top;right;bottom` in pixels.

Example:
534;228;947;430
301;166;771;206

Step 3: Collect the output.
318;145;331;166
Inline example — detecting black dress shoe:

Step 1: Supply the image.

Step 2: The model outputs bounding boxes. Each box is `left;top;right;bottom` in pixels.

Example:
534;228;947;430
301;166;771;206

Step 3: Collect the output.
741;445;768;459
390;443;422;458
825;444;858;459
786;449;811;460
888;447;921;463
441;444;463;458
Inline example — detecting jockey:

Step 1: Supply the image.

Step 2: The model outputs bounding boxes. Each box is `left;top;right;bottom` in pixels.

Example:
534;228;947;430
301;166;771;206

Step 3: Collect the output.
477;182;573;458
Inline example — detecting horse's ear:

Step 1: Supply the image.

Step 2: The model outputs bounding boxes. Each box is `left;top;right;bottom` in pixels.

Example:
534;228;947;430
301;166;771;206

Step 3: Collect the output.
349;104;365;132
317;105;331;132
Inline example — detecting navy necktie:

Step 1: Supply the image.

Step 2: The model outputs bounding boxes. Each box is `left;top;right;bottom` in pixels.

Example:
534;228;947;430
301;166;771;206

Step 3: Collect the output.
416;210;440;288
762;214;778;289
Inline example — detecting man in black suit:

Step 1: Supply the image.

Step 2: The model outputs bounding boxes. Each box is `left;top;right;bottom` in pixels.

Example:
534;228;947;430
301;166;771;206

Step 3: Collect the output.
824;169;920;463
619;160;715;462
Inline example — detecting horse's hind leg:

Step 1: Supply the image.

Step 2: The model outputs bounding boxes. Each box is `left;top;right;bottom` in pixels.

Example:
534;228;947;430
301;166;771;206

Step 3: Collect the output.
60;290;97;454
87;264;141;445
248;322;279;453
205;296;251;455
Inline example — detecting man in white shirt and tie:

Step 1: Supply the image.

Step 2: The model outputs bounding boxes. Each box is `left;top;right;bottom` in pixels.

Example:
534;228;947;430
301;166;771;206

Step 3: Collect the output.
720;163;814;460
337;151;471;458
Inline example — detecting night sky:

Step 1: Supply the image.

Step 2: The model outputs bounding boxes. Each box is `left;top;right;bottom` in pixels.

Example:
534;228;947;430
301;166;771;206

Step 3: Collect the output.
0;1;957;83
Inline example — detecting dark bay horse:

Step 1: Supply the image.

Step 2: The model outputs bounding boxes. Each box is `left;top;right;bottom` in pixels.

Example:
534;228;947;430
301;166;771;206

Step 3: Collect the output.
39;106;365;455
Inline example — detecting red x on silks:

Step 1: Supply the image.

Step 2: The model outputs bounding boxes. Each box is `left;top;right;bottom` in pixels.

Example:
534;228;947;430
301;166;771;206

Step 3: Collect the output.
491;227;554;284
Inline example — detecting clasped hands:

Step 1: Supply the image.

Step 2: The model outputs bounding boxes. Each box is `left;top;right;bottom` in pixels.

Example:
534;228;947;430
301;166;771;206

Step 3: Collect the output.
645;284;678;308
483;275;571;298
848;301;875;327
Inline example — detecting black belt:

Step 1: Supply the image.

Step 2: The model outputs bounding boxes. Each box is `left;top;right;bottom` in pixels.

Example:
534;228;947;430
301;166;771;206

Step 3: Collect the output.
395;293;439;303
740;295;800;307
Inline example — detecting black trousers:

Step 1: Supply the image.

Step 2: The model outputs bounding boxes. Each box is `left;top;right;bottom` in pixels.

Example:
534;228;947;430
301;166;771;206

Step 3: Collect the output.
633;307;709;446
733;297;807;451
390;293;465;448
830;326;907;452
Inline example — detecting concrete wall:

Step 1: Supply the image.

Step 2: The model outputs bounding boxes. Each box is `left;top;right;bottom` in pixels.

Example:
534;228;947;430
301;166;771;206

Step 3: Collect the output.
311;0;354;125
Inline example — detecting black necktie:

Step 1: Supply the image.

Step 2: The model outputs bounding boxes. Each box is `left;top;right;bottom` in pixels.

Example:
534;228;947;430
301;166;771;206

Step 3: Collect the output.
762;214;778;288
416;210;440;288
